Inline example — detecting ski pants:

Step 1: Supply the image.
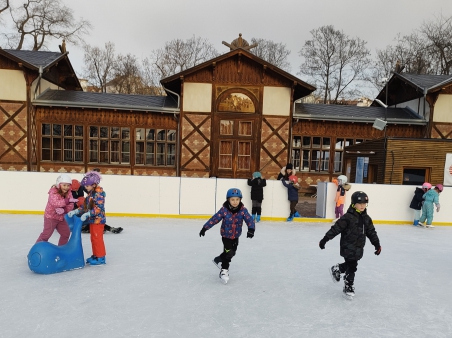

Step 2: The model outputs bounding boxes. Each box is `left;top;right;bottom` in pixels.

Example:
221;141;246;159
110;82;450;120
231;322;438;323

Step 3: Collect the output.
90;223;106;257
339;259;358;285
419;202;434;225
289;200;298;216
335;204;344;218
36;217;70;246
219;237;239;270
251;200;262;216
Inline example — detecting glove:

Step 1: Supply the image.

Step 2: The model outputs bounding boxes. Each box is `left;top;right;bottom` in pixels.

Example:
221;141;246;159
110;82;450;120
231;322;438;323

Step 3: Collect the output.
199;227;207;237
55;207;65;215
436;204;440;212
80;212;90;221
68;197;79;204
374;245;382;255
67;209;80;217
247;228;255;238
319;236;328;250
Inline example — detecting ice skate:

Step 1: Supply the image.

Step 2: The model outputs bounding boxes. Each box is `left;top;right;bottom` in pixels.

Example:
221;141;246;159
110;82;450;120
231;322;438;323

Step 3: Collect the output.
286;214;294;222
418;221;426;227
110;227;123;234
425;224;435;229
329;264;341;283
212;256;222;269
294;211;301;217
342;281;355;300
88;256;106;265
256;215;261;222
219;269;229;284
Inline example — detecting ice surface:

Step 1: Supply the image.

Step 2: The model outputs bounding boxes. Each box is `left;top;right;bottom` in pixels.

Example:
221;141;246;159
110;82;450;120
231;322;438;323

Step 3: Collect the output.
1;214;451;338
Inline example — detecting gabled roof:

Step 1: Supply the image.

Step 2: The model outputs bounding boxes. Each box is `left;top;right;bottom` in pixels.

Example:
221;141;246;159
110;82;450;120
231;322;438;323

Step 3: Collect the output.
160;48;316;100
0;49;82;90
33;89;179;113
373;73;452;106
0;49;66;70
295;103;426;125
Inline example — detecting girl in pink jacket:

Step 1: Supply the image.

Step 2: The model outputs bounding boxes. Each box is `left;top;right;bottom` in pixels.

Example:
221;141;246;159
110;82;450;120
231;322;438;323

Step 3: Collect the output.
35;174;79;245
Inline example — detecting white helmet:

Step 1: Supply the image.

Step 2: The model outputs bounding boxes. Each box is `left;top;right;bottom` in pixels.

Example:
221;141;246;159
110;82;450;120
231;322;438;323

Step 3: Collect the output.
56;174;72;188
337;175;348;185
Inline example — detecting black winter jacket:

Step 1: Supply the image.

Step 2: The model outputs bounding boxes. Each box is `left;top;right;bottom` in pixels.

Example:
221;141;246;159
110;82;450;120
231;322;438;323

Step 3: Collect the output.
247;178;266;201
409;187;424;210
323;206;380;261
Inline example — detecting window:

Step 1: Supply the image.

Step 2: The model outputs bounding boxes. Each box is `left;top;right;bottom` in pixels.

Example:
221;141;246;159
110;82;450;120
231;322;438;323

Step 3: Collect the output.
135;128;176;166
41;124;83;162
403;168;428;186
292;136;330;172
89;126;130;164
334;138;367;172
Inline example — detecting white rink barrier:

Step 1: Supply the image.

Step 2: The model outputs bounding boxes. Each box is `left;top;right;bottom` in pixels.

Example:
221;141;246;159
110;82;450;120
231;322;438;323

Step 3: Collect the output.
0;171;291;220
1;171;450;224
317;182;452;225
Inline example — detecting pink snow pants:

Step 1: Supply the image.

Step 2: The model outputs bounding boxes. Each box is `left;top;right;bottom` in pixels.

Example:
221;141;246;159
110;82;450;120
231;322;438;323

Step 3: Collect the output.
36;217;70;246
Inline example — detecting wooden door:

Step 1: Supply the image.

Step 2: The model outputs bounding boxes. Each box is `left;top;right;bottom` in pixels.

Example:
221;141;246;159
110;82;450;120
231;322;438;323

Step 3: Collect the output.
212;115;259;178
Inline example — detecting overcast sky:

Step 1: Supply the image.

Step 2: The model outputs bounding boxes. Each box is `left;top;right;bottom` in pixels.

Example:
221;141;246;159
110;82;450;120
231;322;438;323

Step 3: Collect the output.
61;0;450;91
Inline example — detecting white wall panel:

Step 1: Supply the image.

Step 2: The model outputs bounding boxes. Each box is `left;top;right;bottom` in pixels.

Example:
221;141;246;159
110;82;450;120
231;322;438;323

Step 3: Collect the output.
183;83;212;112
262;86;291;116
0;70;26;101
180;177;216;215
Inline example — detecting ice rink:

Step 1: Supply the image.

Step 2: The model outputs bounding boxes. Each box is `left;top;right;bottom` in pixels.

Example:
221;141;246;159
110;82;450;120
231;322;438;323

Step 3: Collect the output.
1;214;451;338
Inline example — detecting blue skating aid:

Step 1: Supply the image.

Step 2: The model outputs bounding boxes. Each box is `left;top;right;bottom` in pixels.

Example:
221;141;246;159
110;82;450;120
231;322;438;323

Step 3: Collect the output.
27;215;85;274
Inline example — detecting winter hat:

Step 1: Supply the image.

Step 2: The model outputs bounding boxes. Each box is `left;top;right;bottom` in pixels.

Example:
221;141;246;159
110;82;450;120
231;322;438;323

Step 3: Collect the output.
422;182;432;189
81;171;102;186
56;174;72;189
71;179;81;191
252;171;262;178
289;175;298;184
435;184;444;192
286;163;293;170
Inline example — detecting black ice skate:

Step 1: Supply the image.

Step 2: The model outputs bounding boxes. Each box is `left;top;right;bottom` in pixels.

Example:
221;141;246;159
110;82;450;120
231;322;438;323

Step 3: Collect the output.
212;256;222;269
330;264;341;283
343;281;355;300
219;269;229;284
110;227;123;234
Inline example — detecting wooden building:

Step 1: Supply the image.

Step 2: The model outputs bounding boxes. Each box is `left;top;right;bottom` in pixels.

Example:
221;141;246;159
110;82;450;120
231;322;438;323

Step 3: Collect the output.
343;73;452;186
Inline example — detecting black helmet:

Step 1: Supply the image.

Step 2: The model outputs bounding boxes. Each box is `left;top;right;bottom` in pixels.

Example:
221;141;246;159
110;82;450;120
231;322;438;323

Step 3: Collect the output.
351;191;369;204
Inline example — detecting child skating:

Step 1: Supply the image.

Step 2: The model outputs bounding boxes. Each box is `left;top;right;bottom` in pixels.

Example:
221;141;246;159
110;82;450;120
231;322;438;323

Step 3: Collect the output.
68;171;107;265
319;191;381;300
333;175;350;222
281;175;300;221
247;171;266;222
419;184;443;229
199;188;255;284
409;182;431;226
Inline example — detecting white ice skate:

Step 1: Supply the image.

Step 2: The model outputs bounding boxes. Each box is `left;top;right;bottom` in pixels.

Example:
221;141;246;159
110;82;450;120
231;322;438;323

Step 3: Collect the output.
212;256;222;269
425;224;435;229
342;283;355;300
219;269;229;284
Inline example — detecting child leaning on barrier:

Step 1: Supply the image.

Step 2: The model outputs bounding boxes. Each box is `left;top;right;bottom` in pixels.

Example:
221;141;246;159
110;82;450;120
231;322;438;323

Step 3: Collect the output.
409;182;431;226
419;184;443;229
247;171;266;222
281;175;300;222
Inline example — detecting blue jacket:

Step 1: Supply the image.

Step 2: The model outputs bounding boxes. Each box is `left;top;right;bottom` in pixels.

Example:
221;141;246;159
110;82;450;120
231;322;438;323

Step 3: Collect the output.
202;202;255;239
281;180;299;201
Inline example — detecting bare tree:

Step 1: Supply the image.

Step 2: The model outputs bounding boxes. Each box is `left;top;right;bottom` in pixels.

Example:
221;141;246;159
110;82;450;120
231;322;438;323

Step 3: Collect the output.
110;53;151;95
1;0;90;50
250;38;291;72
82;42;117;93
420;13;452;75
146;35;219;84
299;25;371;104
0;0;8;16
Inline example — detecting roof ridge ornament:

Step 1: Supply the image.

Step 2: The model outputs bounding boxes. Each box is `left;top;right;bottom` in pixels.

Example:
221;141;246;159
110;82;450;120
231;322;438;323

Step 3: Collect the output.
222;33;258;51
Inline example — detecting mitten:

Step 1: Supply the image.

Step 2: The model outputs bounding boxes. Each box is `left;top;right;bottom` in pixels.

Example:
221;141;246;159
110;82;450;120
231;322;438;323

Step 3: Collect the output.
80;212;90;221
199;227;207;237
374;245;382;255
247;228;255;238
55;207;65;215
319;236;328;249
436;204;440;212
68;197;79;203
67;209;80;217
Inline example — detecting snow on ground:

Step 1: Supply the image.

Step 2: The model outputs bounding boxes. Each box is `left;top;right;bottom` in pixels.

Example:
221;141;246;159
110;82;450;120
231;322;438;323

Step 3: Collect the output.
1;214;451;338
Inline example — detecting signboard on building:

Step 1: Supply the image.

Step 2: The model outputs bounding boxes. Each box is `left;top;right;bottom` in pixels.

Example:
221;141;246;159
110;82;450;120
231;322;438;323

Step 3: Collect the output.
444;153;452;186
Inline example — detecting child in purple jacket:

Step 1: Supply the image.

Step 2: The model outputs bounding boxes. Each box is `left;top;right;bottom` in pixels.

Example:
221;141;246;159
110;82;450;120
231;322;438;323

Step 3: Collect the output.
199;188;255;284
